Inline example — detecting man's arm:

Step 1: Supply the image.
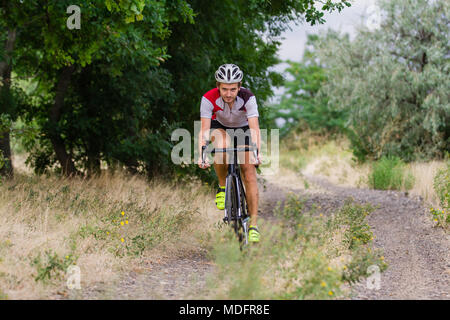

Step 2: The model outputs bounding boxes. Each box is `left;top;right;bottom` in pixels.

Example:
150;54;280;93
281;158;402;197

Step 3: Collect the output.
248;117;261;164
198;117;211;168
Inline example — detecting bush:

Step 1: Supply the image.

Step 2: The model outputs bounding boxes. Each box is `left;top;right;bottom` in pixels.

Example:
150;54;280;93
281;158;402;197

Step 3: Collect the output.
316;0;449;162
368;156;415;190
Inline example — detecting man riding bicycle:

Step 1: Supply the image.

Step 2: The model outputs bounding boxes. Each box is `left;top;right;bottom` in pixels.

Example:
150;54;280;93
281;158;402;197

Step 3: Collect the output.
197;64;262;243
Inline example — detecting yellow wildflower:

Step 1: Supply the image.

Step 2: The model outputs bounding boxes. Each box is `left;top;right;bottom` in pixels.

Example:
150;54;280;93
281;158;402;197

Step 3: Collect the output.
321;281;326;287
125;220;129;225
121;211;125;216
121;238;125;243
120;221;124;226
328;291;333;296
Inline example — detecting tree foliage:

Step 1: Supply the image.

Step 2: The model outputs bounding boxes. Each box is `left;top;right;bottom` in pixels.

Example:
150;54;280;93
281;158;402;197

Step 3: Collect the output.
1;0;352;178
316;0;449;162
267;34;348;137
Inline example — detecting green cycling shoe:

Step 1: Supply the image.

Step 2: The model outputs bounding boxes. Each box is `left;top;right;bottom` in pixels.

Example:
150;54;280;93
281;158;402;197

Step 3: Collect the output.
215;186;225;210
248;226;260;243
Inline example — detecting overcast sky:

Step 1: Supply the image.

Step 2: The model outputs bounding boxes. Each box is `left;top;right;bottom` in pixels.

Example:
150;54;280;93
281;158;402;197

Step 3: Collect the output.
275;0;379;66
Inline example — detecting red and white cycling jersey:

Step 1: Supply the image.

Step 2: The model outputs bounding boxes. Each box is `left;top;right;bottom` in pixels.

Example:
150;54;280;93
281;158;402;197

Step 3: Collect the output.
200;87;259;128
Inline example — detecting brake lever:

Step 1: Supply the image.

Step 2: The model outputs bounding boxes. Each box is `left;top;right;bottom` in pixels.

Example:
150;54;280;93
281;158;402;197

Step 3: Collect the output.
201;140;210;166
252;142;259;168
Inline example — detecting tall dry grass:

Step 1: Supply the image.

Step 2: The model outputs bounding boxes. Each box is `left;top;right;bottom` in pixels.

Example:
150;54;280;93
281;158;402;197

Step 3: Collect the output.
407;161;447;207
0;167;217;299
280;130;446;210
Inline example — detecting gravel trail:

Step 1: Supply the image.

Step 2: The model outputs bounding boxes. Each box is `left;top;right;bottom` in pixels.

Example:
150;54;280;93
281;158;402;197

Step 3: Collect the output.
303;174;450;300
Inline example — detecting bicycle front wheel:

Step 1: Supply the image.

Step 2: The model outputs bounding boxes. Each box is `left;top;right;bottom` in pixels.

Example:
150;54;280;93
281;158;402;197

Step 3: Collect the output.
226;175;246;245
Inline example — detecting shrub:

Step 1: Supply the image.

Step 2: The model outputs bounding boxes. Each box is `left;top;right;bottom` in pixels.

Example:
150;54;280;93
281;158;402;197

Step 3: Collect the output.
368;156;415;190
316;0;449;162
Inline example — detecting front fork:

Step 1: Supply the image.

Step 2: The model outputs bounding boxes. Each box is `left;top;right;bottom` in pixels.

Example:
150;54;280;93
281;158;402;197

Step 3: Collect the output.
242;216;250;245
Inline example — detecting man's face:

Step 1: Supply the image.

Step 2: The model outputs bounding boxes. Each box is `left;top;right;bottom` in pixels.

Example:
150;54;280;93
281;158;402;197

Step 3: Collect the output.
218;83;240;104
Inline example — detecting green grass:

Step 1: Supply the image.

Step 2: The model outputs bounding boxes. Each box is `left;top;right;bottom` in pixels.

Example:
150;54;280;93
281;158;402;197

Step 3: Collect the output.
368;156;415;191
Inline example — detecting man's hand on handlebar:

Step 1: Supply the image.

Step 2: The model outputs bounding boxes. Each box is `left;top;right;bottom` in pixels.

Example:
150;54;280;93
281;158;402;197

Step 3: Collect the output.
254;153;262;166
198;157;211;169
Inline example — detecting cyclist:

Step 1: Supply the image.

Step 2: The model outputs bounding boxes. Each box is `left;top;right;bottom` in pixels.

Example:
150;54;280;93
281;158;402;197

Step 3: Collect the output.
197;64;262;243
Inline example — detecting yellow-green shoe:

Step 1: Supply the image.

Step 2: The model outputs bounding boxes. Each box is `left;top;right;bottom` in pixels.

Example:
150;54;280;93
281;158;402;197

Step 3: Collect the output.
248;226;260;243
215;186;225;210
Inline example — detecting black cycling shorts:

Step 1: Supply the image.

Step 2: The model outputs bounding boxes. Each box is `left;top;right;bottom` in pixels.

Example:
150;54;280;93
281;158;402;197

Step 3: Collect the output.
210;120;253;147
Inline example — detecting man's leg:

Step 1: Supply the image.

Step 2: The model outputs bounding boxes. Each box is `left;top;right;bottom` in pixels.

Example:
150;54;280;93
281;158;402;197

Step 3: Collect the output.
211;129;230;186
239;147;260;242
239;158;259;226
211;129;231;210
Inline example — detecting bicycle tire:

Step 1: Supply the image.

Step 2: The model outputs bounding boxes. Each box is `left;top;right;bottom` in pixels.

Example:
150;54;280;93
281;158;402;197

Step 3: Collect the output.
238;178;250;246
226;175;245;245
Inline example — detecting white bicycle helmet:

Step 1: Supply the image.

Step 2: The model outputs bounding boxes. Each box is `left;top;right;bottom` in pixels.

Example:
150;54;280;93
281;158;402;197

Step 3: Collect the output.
215;64;243;83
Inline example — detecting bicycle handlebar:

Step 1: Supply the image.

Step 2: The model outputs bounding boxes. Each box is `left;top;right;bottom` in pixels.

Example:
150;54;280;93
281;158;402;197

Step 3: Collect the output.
201;141;259;167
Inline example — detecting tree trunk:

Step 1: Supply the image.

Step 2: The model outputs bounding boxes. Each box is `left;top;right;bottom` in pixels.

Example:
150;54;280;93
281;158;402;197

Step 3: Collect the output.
0;28;17;180
49;65;79;177
0;129;13;178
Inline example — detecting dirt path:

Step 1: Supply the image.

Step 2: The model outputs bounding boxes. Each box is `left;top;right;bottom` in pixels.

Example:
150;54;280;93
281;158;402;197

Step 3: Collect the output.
303;174;450;300
78;172;449;300
82;256;212;300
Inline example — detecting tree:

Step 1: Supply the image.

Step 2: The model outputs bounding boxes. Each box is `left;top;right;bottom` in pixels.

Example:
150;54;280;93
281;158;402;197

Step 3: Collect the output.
267;34;349;137
316;0;449;162
3;0;353;178
6;0;194;177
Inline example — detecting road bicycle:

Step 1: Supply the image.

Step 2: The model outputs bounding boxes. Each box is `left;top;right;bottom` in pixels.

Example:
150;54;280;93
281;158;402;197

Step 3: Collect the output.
202;140;258;248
